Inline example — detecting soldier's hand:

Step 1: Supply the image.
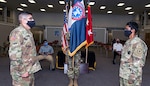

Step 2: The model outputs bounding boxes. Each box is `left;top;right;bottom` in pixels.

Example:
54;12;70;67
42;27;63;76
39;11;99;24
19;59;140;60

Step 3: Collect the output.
30;56;39;63
21;72;29;78
65;32;70;40
128;74;135;84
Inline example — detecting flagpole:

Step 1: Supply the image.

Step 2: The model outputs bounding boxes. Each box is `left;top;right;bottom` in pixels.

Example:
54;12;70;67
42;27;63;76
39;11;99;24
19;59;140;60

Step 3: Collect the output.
85;0;90;64
70;0;72;8
87;0;90;4
72;56;75;69
85;47;88;63
68;0;75;74
64;0;68;63
66;1;68;14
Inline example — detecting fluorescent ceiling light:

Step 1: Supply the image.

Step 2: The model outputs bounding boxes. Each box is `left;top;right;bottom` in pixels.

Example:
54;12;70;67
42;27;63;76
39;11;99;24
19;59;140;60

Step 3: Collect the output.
28;0;36;4
59;1;65;5
89;1;95;6
17;8;23;11
40;9;46;12
0;8;3;10
107;10;112;14
145;4;150;7
128;11;134;15
117;3;125;7
148;12;150;15
20;3;28;7
100;6;106;9
63;9;66;12
86;10;88;13
48;4;53;8
0;0;7;3
125;7;132;10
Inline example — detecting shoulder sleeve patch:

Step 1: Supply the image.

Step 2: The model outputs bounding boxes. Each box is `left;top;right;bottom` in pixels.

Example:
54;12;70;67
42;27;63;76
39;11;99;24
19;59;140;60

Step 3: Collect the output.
133;43;143;58
10;35;16;41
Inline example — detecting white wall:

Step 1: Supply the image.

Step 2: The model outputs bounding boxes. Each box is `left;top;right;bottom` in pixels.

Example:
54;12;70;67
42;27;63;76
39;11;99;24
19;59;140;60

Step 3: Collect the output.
33;12;134;28
0;23;15;46
45;26;62;44
92;14;133;28
93;28;107;43
32;12;134;44
33;13;64;26
112;30;128;41
0;12;134;46
44;27;107;45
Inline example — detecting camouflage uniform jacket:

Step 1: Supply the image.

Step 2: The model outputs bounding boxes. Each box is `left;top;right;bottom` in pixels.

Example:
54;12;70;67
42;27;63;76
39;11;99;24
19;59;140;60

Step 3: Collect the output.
119;35;148;80
9;25;41;79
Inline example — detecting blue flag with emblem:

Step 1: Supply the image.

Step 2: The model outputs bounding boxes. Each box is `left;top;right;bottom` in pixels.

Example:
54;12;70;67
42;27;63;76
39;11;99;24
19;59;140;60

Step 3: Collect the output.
68;0;86;57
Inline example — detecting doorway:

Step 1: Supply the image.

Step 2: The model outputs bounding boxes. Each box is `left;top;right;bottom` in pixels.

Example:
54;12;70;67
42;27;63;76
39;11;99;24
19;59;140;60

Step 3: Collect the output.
31;26;45;45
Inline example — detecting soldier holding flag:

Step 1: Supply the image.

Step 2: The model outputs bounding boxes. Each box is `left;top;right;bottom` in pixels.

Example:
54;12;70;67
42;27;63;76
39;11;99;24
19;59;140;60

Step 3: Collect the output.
62;0;93;85
62;0;87;86
65;29;81;86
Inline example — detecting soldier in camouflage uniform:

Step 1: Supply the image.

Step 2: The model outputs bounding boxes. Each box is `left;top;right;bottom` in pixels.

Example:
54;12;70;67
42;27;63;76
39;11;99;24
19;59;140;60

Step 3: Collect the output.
9;12;41;86
66;51;81;86
65;32;81;86
119;22;148;86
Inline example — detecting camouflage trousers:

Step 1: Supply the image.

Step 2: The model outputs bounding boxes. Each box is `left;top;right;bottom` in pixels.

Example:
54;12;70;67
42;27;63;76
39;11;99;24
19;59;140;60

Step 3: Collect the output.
120;77;142;86
67;51;81;79
12;74;34;86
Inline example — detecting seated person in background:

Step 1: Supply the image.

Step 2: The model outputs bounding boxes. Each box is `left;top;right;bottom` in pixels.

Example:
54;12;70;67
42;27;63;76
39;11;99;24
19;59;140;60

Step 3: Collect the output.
112;38;123;64
38;40;55;70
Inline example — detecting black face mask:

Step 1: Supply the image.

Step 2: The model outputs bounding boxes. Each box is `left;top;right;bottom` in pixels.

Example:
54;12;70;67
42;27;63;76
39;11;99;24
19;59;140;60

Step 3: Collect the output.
124;30;132;37
27;21;35;28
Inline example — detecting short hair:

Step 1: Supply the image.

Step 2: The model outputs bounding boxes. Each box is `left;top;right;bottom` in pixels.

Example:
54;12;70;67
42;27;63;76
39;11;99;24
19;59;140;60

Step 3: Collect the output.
42;40;47;43
18;11;32;22
126;22;139;33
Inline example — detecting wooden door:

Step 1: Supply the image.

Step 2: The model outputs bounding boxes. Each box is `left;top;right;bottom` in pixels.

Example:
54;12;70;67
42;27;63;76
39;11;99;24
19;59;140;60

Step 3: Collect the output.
145;33;150;48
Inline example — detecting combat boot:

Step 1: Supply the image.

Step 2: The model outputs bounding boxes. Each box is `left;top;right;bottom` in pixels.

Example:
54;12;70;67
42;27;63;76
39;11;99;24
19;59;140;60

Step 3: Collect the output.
73;79;78;86
68;79;73;86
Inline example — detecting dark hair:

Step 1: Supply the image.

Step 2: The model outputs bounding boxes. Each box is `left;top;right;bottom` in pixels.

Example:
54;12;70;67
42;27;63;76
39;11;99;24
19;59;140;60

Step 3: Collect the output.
18;11;32;15
126;22;138;33
42;39;47;43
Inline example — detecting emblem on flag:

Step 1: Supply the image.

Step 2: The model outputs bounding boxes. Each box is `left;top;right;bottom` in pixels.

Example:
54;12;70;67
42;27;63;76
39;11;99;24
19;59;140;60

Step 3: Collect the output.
72;2;84;20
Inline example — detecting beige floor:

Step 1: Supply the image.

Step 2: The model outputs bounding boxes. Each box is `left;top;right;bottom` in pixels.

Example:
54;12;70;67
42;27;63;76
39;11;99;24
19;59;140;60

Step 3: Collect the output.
0;46;150;86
